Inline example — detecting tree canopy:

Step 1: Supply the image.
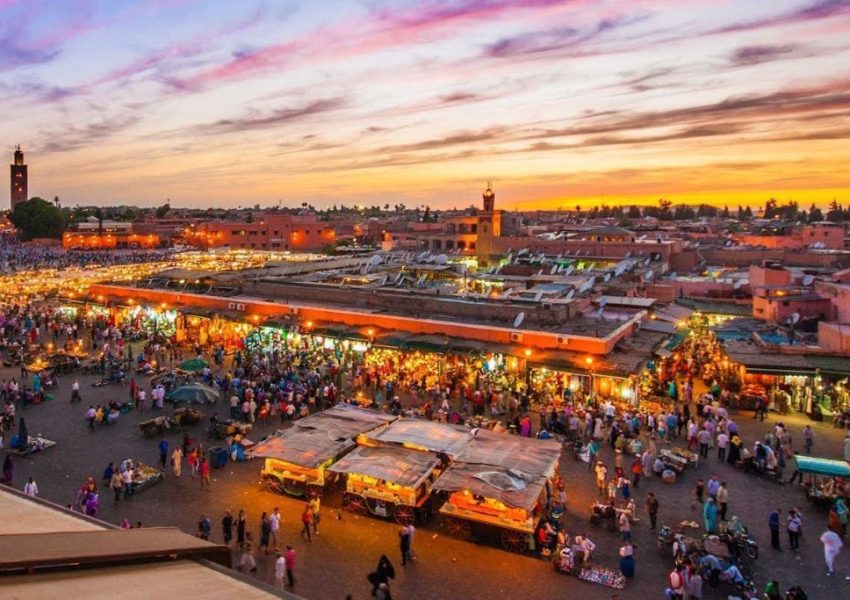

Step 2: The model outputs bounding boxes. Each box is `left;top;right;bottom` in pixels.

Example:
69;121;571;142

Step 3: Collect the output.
10;197;68;240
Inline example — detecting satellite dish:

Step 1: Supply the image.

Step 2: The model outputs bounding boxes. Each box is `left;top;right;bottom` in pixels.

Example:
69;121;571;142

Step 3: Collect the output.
550;264;558;275
517;248;528;257
733;280;743;290
803;274;814;286
501;289;511;299
565;289;575;299
513;312;526;328
604;273;611;282
790;312;800;325
624;251;632;258
537;269;544;276
368;255;382;267
380;275;389;286
645;270;654;281
598;297;609;308
534;290;544;302
435;254;448;265
417;274;426;286
725;240;732;247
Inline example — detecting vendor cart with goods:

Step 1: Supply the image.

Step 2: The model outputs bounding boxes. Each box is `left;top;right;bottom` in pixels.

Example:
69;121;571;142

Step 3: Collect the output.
139;416;179;437
659;447;698;473
173;406;203;426
331;444;442;525
132;462;165;493
794;455;850;511
208;418;252;439
248;404;396;499
433;429;562;553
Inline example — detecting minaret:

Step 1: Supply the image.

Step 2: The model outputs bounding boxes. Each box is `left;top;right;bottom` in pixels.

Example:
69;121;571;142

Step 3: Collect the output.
10;145;28;209
476;181;501;261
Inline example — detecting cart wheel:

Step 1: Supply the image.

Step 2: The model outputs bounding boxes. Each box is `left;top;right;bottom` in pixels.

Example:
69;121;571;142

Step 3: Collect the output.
306;485;324;499
263;475;283;495
745;545;758;560
445;517;472;539
394;505;415;525
500;529;527;553
343;493;367;514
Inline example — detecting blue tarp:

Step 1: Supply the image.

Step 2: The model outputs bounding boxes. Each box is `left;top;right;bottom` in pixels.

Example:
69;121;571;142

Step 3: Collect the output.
794;455;850;478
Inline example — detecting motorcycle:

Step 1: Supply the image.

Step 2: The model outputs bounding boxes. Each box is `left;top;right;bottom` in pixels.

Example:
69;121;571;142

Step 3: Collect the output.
718;529;759;561
92;370;127;387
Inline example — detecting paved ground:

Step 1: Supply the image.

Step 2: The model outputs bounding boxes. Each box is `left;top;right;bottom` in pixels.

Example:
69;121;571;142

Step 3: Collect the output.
5;354;850;600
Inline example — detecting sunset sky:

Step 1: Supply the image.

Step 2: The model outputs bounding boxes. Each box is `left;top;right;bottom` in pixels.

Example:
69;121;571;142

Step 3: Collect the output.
3;0;850;209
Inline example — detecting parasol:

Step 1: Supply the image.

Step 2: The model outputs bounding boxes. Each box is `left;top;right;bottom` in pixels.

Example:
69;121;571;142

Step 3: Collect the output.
178;358;208;373
166;383;220;405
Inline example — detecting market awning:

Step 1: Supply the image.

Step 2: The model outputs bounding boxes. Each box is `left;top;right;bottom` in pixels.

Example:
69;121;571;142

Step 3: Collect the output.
655;304;693;324
794;455;850;478
663;331;688;352
374;332;412;349
405;334;451;353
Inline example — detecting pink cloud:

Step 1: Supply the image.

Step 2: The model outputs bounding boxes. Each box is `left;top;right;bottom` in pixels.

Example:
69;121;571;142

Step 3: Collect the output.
180;0;579;89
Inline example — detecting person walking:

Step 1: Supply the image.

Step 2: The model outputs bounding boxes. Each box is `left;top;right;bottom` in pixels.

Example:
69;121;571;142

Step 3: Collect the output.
239;532;258;574
717;482;729;522
198;514;211;540
820;529;843;575
270;507;281;550
274;551;286;590
399;526;412;565
171;447;183;478
595;461;608;497
199;456;211;490
284;545;296;588
308;495;321;535
787;508;802;551
803;426;813;455
300;504;313;542
703;498;718;534
769;508;783;551
158;439;168;469
236;509;247;548
221;510;233;545
259;512;271;554
368;555;396;595
109;470;123;504
646;492;659;530
618;510;632;542
23;476;38;497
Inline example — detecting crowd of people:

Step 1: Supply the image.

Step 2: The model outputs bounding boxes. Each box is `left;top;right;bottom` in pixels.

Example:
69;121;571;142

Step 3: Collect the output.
3;285;849;598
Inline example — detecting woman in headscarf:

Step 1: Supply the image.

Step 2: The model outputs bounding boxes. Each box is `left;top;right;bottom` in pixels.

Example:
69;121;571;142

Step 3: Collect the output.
703;497;718;534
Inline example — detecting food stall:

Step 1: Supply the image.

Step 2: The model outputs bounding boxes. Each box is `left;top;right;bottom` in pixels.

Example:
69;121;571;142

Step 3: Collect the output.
433;429;561;553
360;419;472;459
248;404;396;499
794;455;850;511
331;445;442;525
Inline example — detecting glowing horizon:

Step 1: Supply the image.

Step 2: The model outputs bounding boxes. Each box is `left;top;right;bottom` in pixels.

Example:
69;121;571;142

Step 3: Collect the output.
3;0;850;210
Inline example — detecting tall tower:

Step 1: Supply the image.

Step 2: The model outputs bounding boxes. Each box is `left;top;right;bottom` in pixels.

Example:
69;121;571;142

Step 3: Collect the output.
10;145;28;209
476;181;501;262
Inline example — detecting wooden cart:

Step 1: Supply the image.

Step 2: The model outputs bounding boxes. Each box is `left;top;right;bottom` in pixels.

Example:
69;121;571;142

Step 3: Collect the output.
331;445;441;525
247;404;396;500
432;430;562;553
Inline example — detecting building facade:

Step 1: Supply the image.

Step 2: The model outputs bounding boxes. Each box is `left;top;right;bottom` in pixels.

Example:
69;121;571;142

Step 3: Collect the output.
188;213;334;251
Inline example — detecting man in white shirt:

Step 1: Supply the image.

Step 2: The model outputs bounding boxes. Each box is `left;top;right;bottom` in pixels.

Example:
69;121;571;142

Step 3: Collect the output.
270;507;281;550
23;477;38;497
274;552;287;589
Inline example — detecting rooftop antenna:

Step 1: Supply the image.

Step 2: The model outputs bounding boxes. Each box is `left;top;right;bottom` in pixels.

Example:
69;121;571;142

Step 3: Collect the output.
513;312;526;328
